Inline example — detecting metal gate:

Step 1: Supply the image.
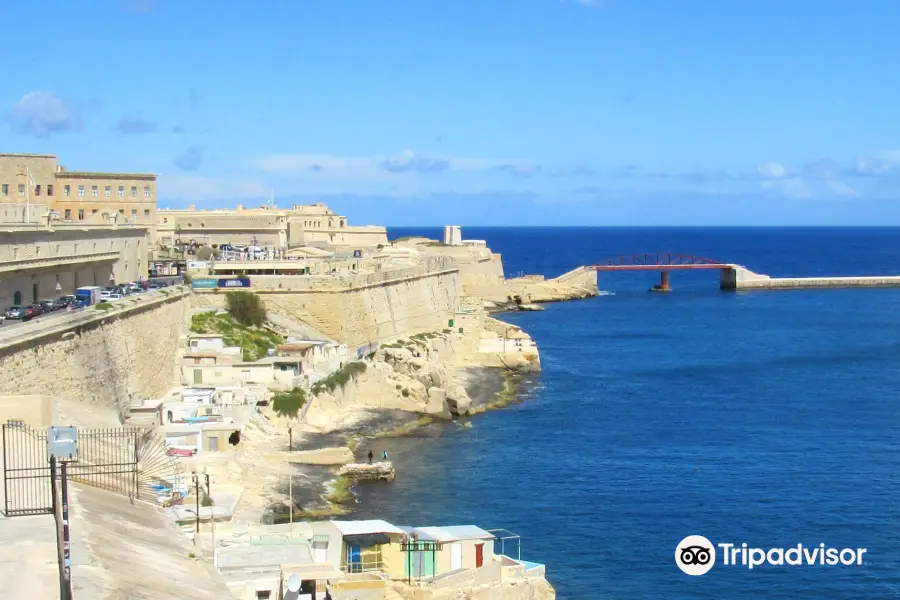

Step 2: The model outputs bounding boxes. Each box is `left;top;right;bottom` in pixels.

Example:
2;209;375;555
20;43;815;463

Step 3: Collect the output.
1;421;182;517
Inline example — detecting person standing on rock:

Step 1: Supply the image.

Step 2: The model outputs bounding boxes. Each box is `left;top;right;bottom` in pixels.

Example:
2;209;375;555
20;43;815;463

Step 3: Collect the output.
368;450;373;464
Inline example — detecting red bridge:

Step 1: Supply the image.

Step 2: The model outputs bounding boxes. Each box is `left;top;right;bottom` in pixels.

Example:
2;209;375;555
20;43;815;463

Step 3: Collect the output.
588;254;735;291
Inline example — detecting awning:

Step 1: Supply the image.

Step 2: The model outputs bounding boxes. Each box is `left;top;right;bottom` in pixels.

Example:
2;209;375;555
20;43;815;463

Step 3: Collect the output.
344;533;390;548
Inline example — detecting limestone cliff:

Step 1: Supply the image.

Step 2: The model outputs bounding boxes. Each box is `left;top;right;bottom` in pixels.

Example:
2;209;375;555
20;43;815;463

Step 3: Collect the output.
302;333;475;433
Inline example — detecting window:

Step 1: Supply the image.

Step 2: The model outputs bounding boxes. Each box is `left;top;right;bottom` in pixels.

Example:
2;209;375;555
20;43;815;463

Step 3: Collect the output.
91;185;98;197
78;209;84;220
255;592;271;600
144;186;150;197
144;209;150;218
130;186;137;197
118;185;125;197
1;184;7;196
105;185;111;198
77;185;85;197
18;184;25;196
131;209;137;219
47;184;53;196
64;184;70;196
64;209;71;220
35;185;41;196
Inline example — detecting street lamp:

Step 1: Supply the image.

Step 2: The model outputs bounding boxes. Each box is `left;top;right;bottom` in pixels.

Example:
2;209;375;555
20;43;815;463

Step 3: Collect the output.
191;472;201;533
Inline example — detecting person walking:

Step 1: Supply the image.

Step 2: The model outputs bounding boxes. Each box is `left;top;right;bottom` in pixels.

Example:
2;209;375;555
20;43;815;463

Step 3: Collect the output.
382;451;388;461
367;450;373;464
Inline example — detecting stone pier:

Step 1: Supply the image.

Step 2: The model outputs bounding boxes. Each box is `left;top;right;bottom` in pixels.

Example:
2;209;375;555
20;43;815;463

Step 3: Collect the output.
720;265;900;290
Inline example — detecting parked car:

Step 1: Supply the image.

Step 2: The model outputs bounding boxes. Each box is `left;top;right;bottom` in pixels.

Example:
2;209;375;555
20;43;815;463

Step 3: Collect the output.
5;306;25;320
59;295;76;308
99;291;123;301
24;305;43;319
38;299;57;313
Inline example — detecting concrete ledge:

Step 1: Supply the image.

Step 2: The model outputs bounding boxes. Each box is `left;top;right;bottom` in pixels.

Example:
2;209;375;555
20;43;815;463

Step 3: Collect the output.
736;276;900;290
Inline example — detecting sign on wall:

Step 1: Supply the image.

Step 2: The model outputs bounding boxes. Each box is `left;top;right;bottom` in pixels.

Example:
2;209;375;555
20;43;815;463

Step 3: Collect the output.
191;278;218;289
217;278;251;289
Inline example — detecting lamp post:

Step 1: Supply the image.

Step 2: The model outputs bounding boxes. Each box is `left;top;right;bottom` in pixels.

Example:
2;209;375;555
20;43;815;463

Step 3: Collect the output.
204;474;215;562
288;427;292;452
191;472;200;533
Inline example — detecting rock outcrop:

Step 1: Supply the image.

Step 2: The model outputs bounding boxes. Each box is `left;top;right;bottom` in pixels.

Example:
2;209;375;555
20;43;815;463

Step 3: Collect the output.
338;461;396;481
505;266;598;304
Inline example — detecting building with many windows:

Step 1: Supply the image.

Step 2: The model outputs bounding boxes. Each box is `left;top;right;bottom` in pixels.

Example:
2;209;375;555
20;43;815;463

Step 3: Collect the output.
0;153;157;230
153;203;387;251
0;203;148;308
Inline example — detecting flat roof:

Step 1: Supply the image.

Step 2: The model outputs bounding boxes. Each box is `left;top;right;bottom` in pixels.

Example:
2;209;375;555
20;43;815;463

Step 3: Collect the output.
413;525;495;542
55;171;157;181
216;543;313;570
331;520;405;536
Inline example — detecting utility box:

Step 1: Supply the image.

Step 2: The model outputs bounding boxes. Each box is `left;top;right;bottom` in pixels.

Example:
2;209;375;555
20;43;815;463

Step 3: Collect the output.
47;426;78;460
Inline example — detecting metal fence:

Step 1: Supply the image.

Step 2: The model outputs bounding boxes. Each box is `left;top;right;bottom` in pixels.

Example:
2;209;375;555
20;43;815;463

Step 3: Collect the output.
1;422;182;517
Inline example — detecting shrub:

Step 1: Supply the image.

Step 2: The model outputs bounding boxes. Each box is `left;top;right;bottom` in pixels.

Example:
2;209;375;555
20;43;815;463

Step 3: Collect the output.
272;388;307;418
182;272;193;284
94;301;113;311
226;291;266;327
196;246;215;261
310;362;367;396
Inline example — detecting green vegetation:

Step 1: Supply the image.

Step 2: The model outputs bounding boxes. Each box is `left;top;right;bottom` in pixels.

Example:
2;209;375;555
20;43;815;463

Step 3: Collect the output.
190;311;285;362
472;372;521;414
375;415;433;438
93;301;114;311
272;387;307;418
182;272;193;285
195;246;215;261
345;436;362;453
159;289;170;297
225;291;267;327
310;362;367;395
201;491;214;507
323;475;355;505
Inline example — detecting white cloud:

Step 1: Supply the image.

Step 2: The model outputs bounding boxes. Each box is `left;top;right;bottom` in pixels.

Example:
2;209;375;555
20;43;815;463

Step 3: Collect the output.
854;150;900;176
757;161;789;180
825;180;857;197
6;91;82;137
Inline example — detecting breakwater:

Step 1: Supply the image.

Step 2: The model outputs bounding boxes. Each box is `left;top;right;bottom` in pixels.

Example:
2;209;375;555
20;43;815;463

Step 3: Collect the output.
721;266;900;290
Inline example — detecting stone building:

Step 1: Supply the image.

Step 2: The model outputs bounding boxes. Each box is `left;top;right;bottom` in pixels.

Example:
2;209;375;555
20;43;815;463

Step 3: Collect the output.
0;203;148;307
0;153;157;228
154;203;387;250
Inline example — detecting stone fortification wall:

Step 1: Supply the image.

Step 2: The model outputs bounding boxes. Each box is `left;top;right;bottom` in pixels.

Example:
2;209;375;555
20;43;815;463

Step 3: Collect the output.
194;259;461;347
0;290;187;417
419;246;508;301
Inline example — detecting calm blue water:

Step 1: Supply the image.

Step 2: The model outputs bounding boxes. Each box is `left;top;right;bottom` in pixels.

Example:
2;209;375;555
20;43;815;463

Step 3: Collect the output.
356;227;900;599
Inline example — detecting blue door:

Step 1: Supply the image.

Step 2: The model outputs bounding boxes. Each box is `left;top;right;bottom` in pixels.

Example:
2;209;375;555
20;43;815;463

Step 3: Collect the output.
347;545;362;573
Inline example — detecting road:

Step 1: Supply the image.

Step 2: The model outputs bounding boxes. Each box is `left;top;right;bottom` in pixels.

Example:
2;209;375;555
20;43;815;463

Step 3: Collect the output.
0;287;186;346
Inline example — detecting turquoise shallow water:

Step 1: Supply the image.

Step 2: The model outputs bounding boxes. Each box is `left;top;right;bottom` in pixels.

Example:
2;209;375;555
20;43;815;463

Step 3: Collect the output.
353;227;900;599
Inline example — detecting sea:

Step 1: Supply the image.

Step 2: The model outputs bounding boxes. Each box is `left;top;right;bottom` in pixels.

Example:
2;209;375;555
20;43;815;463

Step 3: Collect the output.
352;227;900;599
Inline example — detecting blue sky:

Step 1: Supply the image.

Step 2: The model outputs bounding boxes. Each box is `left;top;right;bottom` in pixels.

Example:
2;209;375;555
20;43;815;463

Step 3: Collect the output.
3;0;900;225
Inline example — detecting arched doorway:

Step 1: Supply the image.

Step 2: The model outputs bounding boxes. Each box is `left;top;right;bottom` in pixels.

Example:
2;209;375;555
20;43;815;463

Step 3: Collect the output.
13;290;22;305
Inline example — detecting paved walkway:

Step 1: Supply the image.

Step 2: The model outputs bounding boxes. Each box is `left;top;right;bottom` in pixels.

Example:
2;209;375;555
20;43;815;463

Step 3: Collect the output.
0;513;59;598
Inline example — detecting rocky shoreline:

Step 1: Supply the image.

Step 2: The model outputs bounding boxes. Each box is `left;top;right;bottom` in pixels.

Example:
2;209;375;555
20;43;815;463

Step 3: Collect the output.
263;364;522;522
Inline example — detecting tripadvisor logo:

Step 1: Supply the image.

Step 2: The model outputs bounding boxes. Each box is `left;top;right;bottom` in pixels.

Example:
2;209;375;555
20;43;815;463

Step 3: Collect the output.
675;535;867;576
